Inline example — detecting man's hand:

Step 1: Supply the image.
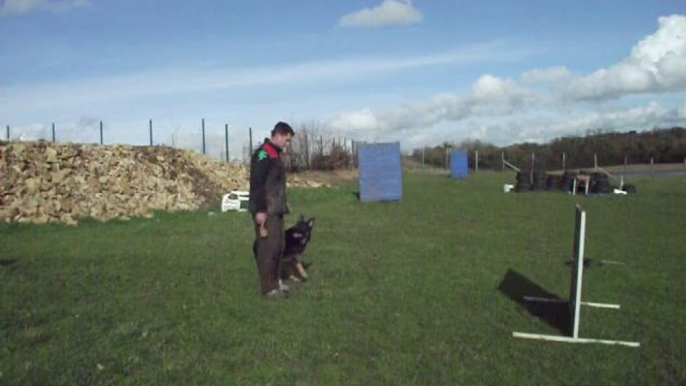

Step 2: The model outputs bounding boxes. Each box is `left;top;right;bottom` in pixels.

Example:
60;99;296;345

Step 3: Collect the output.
255;212;267;225
256;212;268;238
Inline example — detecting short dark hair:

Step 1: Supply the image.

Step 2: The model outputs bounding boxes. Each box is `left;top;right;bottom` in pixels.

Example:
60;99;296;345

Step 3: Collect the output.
271;121;295;137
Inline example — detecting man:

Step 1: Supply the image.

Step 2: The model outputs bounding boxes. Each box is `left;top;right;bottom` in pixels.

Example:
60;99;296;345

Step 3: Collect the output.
249;121;294;298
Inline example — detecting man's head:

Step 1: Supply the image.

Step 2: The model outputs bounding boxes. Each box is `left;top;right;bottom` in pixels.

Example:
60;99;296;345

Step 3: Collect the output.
271;121;295;150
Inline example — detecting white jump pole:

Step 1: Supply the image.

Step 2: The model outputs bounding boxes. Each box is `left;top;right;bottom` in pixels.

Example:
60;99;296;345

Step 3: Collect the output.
512;332;640;348
512;206;640;348
523;296;620;309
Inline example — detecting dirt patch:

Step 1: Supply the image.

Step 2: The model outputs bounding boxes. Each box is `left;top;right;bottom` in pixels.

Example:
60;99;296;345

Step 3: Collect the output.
289;169;358;187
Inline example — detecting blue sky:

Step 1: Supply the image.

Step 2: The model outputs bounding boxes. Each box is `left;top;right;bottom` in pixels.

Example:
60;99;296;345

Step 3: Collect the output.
1;0;685;158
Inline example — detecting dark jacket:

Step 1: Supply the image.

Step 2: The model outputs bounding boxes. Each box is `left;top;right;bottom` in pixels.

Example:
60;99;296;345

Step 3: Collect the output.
249;138;289;216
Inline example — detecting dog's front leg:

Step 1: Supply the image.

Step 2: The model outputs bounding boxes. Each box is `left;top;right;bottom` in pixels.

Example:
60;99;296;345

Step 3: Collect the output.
295;261;308;281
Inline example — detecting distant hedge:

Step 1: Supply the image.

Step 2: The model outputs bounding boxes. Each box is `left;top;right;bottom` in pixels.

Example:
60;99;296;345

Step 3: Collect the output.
411;127;686;170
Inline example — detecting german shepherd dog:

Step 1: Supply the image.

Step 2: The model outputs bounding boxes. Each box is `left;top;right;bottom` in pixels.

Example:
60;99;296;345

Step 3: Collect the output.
281;215;315;282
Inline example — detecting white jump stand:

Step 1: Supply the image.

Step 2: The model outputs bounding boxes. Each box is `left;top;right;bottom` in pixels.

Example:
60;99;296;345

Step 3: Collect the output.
572;175;591;195
512;206;640;347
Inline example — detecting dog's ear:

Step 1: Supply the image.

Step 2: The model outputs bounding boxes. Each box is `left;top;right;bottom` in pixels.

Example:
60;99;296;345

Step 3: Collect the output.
308;218;315;228
298;214;305;222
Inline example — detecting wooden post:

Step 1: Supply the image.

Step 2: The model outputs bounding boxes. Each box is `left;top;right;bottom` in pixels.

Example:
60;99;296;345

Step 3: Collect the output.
304;132;311;169
52;123;56;142
225;123;229;162
351;140;355;169
445;147;450;170
475;150;479;173
651;157;654;178
531;152;535;171
594;154;598;171
99;121;103;145
562;152;566;170
149;119;153;146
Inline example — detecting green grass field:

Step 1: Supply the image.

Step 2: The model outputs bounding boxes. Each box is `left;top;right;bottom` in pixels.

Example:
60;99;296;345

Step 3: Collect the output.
2;172;685;385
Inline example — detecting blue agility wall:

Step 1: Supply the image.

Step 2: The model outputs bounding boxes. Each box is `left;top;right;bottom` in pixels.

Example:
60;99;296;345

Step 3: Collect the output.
358;142;402;202
450;150;468;178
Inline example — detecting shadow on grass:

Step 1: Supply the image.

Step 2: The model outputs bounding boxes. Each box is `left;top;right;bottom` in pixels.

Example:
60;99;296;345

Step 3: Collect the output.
497;268;571;335
0;258;18;267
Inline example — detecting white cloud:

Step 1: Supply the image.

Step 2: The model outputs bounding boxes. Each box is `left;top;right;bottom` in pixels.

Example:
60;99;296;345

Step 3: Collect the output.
354;101;685;150
520;66;572;85
521;15;686;101
324;74;540;137
677;101;686;118
0;0;90;16
324;89;686;149
323;15;686;148
566;15;686;100
504;102;682;144
338;0;423;28
470;74;534;105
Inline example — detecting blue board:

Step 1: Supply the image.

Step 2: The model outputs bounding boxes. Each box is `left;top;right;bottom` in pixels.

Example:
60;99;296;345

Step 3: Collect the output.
358;142;402;202
450;150;468;179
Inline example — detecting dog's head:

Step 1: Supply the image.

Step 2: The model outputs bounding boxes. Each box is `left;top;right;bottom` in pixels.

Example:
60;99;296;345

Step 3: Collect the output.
290;215;315;247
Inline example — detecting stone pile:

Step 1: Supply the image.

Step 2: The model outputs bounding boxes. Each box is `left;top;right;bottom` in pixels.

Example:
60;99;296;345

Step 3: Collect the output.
0;141;328;225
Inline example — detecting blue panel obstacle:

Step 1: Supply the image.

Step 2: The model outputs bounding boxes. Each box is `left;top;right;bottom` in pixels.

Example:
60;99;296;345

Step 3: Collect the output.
358;142;402;202
450;150;468;179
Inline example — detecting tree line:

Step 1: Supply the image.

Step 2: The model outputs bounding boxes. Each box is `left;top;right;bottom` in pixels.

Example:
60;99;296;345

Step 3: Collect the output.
411;127;686;171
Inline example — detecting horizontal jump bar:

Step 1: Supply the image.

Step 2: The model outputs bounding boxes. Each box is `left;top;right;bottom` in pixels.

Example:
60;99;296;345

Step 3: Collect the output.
523;296;620;309
513;332;640;347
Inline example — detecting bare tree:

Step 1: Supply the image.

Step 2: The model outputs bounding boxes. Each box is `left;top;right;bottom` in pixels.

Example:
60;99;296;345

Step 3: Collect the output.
287;120;356;172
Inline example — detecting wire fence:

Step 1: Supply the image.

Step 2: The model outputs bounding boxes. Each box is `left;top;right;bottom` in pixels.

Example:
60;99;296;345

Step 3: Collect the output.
410;147;686;179
2;120;362;171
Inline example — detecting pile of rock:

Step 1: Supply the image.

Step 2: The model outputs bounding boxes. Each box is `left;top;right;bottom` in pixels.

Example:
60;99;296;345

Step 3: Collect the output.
0;140;327;226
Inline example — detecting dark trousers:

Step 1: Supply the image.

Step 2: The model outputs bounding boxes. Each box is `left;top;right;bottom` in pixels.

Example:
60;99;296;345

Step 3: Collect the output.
253;215;285;294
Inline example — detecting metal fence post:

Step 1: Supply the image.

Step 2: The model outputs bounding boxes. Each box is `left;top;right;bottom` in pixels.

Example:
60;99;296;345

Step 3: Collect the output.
149;119;153;146
52;123;56;142
225;123;229;162
249;127;253;155
202;118;206;155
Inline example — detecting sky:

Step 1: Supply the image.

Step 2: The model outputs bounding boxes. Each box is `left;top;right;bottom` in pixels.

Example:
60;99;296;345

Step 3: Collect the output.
1;0;685;158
